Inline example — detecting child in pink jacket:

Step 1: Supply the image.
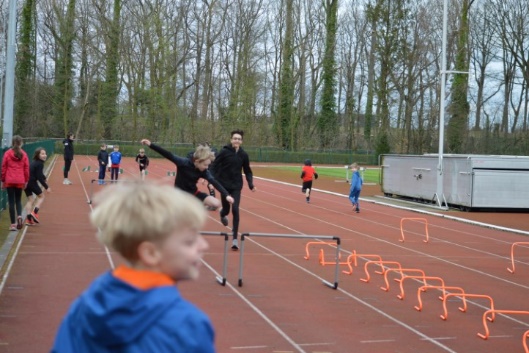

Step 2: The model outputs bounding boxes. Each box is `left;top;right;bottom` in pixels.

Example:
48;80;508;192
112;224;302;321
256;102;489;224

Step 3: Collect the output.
1;135;30;230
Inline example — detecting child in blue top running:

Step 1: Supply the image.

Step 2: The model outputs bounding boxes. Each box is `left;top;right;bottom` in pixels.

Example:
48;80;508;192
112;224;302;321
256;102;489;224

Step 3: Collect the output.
348;163;363;213
109;145;122;183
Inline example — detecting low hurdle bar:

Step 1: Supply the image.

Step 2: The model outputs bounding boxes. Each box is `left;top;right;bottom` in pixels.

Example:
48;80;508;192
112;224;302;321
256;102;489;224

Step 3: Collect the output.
441;292;495;321
304;241;338;260
239;233;342;289
478;309;529;340
360;260;402;283
415;285;465;312
507;242;529;274
523;330;529;353
343;252;383;275
200;231;230;286
398;275;445;300
400;217;429;243
381;268;426;292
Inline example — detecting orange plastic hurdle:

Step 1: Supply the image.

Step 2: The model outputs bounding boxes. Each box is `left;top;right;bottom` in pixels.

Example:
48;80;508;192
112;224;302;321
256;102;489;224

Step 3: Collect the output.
348;251;383;267
398;275;445;300
478;309;529;340
318;249;353;275
400;217;429;243
415;285;465;311
343;252;383;275
507;242;529;273
441;293;495;321
523;330;529;353
360;260;402;283
381;268;426;292
304;241;337;260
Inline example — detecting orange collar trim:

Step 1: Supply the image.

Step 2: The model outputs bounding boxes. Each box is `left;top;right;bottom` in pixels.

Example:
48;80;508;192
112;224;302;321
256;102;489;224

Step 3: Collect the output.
113;265;176;290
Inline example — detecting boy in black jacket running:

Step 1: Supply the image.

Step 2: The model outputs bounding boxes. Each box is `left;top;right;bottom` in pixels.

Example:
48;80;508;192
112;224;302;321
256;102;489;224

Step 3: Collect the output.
141;138;234;210
210;129;256;250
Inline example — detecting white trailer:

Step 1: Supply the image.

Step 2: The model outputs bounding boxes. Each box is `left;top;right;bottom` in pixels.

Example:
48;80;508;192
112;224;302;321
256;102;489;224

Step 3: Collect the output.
380;154;529;209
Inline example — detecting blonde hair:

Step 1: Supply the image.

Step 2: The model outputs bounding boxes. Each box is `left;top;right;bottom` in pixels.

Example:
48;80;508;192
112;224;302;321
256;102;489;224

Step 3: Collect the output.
90;181;206;262
350;162;358;169
193;144;215;162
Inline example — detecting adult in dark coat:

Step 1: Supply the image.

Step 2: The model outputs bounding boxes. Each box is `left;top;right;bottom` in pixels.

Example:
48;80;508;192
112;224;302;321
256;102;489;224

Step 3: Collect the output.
210;129;256;250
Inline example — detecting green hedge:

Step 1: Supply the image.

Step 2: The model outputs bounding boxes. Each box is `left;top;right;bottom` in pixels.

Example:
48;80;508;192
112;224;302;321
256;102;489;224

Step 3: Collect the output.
59;140;377;165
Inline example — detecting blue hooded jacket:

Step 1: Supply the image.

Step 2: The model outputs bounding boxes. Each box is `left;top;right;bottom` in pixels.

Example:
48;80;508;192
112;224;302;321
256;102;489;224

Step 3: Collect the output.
51;271;215;353
350;170;363;192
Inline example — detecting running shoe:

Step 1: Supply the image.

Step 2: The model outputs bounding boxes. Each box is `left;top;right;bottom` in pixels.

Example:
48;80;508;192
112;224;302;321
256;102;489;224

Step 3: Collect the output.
30;211;40;224
231;239;239;250
25;218;34;226
16;216;23;230
9;224;17;231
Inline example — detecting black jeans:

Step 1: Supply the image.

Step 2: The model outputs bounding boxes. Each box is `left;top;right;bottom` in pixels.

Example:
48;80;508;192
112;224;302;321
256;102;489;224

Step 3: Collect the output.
220;188;241;239
7;187;23;224
64;159;72;178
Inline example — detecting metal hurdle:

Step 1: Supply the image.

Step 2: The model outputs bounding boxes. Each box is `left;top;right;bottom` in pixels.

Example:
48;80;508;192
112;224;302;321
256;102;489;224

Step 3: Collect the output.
201;231;231;286
238;233;342;289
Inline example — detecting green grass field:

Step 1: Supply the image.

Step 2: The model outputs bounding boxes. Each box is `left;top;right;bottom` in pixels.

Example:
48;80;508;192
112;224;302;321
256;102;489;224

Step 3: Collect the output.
267;166;380;184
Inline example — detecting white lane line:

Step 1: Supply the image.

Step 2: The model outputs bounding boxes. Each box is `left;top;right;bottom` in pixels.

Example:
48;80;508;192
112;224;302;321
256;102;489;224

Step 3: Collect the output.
240;238;459;353
201;260;308;353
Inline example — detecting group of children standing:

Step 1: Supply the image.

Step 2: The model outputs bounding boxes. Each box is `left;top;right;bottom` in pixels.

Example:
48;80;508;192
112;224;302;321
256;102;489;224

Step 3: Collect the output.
95;144;151;185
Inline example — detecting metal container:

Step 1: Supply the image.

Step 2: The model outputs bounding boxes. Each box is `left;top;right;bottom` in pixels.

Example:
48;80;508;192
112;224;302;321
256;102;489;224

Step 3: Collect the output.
381;154;529;209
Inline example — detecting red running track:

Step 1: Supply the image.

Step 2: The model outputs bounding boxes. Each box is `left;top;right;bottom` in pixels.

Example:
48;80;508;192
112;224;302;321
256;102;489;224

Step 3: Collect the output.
0;155;528;353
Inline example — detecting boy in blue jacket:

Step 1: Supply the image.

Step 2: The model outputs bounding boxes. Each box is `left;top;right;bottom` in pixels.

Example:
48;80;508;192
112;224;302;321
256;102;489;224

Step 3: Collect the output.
348;163;363;213
109;145;122;183
51;182;215;353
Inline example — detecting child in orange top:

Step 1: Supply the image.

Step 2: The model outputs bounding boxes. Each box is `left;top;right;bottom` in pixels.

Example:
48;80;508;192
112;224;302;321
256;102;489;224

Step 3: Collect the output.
300;159;318;203
51;181;215;353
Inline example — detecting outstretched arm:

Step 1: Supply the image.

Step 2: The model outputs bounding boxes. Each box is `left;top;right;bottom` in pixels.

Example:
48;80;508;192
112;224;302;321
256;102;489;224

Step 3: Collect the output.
142;139;185;166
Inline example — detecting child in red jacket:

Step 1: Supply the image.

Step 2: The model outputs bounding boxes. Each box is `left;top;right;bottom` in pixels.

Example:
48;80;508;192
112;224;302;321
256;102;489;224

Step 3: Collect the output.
301;159;318;203
1;135;30;230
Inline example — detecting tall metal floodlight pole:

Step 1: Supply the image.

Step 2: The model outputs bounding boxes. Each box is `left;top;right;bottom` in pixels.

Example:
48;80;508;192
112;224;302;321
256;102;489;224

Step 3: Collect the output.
2;0;17;148
436;0;449;208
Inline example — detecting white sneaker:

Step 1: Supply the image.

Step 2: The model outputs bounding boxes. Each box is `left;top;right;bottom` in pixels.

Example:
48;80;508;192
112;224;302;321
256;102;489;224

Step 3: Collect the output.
63;179;73;185
231;239;239;251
